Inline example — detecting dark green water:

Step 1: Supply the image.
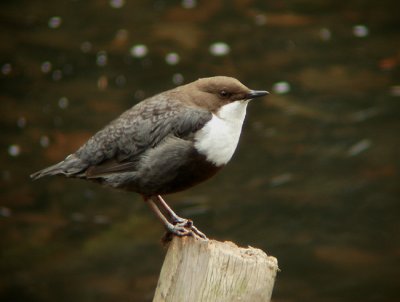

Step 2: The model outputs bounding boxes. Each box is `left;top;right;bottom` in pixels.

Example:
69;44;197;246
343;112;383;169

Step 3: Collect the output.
1;1;399;301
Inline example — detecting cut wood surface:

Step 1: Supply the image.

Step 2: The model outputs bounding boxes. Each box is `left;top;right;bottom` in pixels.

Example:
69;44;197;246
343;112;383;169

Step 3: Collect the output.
153;237;278;302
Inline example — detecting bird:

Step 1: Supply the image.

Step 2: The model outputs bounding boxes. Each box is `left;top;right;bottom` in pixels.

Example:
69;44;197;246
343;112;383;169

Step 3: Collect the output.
31;76;268;239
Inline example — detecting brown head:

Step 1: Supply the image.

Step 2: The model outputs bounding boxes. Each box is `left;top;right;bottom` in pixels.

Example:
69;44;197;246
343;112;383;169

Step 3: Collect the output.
179;76;268;112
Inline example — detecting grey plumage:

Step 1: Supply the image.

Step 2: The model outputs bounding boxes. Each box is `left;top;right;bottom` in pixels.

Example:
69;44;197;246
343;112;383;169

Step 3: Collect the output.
31;87;212;195
30;153;83;178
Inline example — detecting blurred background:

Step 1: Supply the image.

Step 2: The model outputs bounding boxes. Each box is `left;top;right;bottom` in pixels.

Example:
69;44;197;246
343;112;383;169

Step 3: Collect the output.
1;0;399;301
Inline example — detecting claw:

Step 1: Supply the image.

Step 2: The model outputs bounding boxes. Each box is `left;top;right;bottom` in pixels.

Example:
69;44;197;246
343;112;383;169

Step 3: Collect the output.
166;222;191;237
190;224;208;240
170;216;186;225
146;196;208;241
168;219;208;240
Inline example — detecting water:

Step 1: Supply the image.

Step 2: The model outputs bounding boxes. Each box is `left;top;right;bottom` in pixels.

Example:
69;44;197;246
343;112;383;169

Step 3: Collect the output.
1;1;399;301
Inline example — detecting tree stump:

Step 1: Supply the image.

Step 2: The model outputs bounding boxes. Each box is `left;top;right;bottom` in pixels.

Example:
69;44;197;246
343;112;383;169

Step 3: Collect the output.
153;237;278;302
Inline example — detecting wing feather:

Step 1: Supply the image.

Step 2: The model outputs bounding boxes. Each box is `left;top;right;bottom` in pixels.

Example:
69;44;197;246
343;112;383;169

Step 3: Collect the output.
74;96;212;177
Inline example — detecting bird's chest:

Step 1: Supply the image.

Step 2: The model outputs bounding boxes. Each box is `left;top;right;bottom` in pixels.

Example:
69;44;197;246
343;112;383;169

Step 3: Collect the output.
194;102;247;166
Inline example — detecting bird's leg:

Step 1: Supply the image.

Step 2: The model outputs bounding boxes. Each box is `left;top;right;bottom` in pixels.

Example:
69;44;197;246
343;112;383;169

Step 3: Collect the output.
154;195;186;224
145;197;191;237
152;195;208;240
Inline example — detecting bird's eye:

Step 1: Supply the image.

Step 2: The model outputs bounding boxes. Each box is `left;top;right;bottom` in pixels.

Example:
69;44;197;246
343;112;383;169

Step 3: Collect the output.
219;90;231;98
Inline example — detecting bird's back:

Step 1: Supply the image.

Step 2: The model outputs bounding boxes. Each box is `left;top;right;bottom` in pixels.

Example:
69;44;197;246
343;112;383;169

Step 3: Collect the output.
31;90;213;196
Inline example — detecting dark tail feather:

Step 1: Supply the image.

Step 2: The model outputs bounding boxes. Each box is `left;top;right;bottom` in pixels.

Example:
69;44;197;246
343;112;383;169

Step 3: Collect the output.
30;154;86;180
30;162;67;179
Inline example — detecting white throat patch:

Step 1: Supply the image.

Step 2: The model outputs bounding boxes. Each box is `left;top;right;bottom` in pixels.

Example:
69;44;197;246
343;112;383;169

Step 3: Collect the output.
194;100;249;166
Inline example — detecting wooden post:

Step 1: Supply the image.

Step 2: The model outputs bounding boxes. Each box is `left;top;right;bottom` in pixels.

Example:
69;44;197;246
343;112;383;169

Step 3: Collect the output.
153;237;278;302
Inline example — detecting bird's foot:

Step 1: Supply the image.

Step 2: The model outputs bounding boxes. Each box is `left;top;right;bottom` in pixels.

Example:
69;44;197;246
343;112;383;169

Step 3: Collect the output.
166;222;191;237
166;218;208;240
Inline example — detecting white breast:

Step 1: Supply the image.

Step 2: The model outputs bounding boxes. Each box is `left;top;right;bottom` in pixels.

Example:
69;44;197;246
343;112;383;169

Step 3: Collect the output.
194;100;249;166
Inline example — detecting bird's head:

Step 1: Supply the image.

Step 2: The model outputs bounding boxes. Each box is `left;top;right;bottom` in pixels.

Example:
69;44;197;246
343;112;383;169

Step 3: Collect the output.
188;76;268;112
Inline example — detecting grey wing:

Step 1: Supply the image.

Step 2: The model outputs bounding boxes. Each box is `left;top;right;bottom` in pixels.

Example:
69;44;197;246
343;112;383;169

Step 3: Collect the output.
72;99;212;177
30;97;211;180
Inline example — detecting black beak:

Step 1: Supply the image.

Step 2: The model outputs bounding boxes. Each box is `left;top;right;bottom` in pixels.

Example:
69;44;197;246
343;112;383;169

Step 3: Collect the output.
247;90;269;99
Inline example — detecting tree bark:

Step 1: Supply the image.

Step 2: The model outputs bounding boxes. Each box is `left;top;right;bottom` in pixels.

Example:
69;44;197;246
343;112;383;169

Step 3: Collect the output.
153;237;278;302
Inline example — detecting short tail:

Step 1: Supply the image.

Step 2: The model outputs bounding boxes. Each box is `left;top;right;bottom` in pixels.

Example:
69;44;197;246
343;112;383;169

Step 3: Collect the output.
30;154;86;180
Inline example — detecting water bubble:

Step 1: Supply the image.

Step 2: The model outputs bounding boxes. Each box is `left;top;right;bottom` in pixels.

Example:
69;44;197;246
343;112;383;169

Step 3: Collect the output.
1;170;11;181
93;214;110;224
270;173;293;187
347;139;371;156
2;63;12;75
40;135;50;148
17;116;26;128
53;116;63;127
172;73;184;85
8;144;21;157
98;75;108;90
209;42;230;56
272;81;291;94
84;189;95;199
130;44;148;58
350;107;380;122
353;25;369;38
182;0;196;9
134;90;145;100
109;0;125;8
58;96;69;109
42;104;50;114
254;14;267;26
115;75;126;87
115;29;129;41
48;16;62;29
0;207;12;217
165;52;180;65
41;61;52;73
81;41;92;53
96;51;108;66
320;28;331;41
71;212;86;222
52;70;63;81
390;85;400;97
264;127;277;137
63;64;73;75
141;58;153;68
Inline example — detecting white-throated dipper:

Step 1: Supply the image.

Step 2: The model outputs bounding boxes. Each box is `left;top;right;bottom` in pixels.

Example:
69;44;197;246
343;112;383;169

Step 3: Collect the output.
31;76;268;239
